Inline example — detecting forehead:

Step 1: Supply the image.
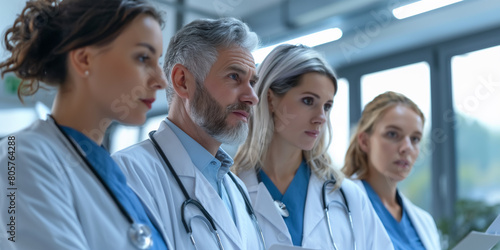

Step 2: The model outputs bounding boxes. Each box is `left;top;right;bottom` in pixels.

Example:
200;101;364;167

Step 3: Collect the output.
287;72;336;98
109;14;163;51
211;46;256;73
376;105;423;131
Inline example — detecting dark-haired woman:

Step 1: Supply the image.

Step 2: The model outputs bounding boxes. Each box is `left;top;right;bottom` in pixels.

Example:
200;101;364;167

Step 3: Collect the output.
0;0;169;249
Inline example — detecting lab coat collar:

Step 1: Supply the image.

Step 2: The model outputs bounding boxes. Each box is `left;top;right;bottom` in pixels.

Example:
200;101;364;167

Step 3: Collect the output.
153;121;243;247
240;170;292;244
401;194;433;250
127;184;174;249
302;173;327;240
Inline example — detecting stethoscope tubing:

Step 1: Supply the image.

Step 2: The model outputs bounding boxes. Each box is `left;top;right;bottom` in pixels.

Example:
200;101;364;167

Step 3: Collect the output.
50;115;153;249
148;130;264;250
322;177;356;250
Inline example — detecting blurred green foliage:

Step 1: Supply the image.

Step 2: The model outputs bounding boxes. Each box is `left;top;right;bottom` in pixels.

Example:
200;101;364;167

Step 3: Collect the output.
438;199;500;249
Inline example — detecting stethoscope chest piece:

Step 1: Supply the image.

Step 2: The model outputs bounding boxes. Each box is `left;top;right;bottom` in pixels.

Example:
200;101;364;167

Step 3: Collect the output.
129;223;153;249
274;200;289;218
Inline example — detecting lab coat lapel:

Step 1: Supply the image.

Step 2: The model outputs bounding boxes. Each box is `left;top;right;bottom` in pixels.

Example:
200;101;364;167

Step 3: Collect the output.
156;122;243;246
245;171;291;240
402;195;432;249
302;174;326;240
193;173;242;247
152;121;196;177
224;175;256;247
128;184;174;250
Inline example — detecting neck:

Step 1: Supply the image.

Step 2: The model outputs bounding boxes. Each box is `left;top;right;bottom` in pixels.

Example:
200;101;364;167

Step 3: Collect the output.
261;135;303;194
365;170;402;221
167;101;221;156
51;90;110;145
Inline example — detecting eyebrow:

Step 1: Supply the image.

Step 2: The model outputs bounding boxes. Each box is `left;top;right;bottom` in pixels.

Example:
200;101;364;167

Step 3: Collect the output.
302;91;334;102
136;43;158;55
228;65;259;82
385;125;422;135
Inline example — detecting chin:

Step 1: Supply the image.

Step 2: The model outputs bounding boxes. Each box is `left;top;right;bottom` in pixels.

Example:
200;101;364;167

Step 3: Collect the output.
120;114;147;126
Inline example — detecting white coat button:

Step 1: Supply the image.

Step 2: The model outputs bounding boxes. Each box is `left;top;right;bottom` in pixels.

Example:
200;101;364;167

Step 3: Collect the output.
277;233;287;242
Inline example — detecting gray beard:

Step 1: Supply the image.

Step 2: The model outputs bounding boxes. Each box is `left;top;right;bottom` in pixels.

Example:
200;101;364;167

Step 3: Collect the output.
189;82;250;145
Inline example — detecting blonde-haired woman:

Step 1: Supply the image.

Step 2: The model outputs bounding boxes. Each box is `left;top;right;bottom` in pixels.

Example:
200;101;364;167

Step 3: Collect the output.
233;44;392;249
342;91;441;249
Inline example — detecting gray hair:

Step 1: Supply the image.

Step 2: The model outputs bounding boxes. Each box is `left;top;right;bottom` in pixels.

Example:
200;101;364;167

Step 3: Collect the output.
163;17;259;107
233;44;343;188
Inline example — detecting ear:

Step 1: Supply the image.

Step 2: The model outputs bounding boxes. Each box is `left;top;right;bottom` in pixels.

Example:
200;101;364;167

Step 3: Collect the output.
68;47;91;78
171;64;195;99
267;89;277;113
358;132;370;153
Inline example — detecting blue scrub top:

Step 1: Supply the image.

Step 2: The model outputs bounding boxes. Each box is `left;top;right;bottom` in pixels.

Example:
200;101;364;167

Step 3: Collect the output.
362;180;424;250
62;126;168;250
259;159;310;246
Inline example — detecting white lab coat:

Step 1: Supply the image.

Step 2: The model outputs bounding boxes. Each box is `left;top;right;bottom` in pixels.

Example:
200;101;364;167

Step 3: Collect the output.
352;179;441;250
0;119;169;250
112;120;262;250
238;169;394;250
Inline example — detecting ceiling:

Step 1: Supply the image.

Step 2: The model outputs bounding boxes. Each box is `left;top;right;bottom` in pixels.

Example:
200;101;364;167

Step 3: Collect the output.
1;0;499;114
160;0;500;68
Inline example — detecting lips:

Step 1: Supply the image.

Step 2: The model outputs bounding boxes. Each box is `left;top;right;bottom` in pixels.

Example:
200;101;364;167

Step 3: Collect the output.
232;110;249;122
394;159;410;168
305;130;320;138
140;98;155;109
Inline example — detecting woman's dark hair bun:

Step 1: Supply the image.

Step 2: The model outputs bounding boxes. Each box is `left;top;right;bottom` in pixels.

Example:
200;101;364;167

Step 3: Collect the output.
0;0;163;101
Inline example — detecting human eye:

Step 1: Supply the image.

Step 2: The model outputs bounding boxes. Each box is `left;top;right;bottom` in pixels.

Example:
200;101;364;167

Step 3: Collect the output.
228;73;239;81
411;136;421;144
250;80;257;87
324;103;332;112
137;53;150;63
302;97;314;106
385;131;398;139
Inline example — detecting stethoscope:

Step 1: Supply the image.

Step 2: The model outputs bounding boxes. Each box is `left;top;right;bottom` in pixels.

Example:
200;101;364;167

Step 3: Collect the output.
50;116;154;249
257;169;356;250
148;131;266;250
322;178;357;250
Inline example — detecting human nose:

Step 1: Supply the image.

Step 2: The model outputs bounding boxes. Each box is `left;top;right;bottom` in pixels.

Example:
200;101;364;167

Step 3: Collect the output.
239;80;259;106
399;137;414;154
147;63;167;90
312;107;327;125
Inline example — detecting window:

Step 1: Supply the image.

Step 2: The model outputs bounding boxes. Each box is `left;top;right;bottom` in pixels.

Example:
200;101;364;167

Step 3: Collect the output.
360;62;432;211
451;45;500;244
327;78;349;169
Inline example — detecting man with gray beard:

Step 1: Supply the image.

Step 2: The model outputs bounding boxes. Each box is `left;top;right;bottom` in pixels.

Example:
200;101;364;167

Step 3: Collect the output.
113;18;264;250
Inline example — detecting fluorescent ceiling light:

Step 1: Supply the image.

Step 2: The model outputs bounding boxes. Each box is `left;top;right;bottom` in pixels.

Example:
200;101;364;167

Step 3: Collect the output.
393;0;463;19
252;28;343;64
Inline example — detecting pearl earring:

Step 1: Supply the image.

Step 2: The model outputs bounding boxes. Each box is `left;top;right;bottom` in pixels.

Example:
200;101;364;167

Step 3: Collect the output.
85;71;89;77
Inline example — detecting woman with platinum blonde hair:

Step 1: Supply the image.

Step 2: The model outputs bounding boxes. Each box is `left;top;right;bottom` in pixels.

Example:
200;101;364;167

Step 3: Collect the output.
342;91;441;249
233;44;393;249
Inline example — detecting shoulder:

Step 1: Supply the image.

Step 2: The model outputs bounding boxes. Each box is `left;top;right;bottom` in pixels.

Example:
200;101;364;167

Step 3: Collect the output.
340;178;366;196
236;168;258;189
400;194;436;224
0;120;72;166
112;139;160;181
3;120;59;149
